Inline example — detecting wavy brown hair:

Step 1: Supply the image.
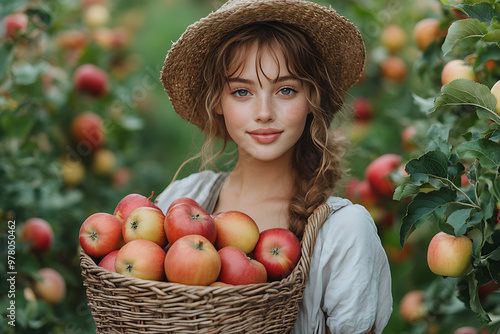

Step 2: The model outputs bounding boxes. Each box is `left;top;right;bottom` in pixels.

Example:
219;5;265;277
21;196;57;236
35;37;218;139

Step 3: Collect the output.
188;21;348;238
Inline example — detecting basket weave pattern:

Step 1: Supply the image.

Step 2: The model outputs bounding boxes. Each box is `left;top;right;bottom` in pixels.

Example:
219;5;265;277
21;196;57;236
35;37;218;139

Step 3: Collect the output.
80;203;331;333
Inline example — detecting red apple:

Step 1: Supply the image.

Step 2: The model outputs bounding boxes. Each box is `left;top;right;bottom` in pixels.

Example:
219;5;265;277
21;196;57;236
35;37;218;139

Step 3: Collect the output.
400;290;426;322
218;246;267;285
113;192;159;223
34;268;66;306
164;203;217;245
71;112;105;150
441;59;476;85
454;327;477;334
491;80;500;115
352;97;373;122
98;250;119;272
164;234;221;286
414;18;441;50
79;212;123;258
20;218;54;254
123;207;167;247
213;211;260;254
401;125;418;151
365;153;402;197
73;64;109;97
115;239;166;281
381;24;407;54
345;179;378;208
380;56;407;83
478;280;500;302
167;197;201;211
3;13;28;40
253;228;301;281
427;232;472;277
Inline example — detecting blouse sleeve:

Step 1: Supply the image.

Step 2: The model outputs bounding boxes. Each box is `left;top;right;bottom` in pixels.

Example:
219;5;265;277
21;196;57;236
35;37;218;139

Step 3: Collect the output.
295;198;392;334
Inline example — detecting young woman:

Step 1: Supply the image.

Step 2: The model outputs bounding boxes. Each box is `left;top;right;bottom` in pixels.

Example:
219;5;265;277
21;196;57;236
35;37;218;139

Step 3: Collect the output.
155;1;392;333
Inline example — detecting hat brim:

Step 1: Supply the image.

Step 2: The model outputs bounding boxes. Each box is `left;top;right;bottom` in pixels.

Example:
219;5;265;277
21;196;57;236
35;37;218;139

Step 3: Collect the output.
161;0;365;130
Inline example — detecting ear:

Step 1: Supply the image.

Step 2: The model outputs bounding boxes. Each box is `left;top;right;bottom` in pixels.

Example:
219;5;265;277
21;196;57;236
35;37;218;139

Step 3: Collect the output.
214;104;223;115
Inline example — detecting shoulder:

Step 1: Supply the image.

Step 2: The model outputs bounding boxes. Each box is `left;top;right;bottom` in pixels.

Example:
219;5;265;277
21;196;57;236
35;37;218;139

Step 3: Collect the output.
154;171;221;213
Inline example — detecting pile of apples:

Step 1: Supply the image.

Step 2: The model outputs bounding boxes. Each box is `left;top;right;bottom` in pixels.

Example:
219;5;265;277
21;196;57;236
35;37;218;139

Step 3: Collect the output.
79;193;301;286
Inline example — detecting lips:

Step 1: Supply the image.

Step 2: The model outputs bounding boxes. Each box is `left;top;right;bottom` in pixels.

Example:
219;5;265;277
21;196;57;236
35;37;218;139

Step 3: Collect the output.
248;128;283;144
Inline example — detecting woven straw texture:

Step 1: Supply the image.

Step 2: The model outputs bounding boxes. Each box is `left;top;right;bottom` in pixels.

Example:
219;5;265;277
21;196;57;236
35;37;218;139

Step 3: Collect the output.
80;203;331;333
161;0;365;131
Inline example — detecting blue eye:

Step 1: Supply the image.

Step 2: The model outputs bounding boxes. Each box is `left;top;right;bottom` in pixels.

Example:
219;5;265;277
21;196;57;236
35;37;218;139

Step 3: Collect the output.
233;89;250;97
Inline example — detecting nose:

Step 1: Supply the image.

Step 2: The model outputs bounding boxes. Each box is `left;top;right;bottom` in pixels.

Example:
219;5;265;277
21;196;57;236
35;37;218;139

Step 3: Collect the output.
254;96;275;123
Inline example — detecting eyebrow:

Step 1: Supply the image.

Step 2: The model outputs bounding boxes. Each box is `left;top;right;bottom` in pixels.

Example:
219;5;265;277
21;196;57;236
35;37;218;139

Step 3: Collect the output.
227;75;300;85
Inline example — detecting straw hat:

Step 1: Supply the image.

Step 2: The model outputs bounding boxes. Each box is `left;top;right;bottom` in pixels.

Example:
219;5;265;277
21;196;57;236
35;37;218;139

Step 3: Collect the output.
161;0;365;130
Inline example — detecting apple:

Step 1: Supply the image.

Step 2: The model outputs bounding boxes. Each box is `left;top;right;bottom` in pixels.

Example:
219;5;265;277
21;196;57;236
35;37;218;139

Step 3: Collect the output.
345;179;378;208
427;232;472;277
115;239;166;281
454;327;477;334
164;234;221;286
84;4;109;28
218;246;267;285
413;18;441;50
79;212;123;258
3;13;28;40
352;97;373;122
167;197;201;211
164;203;217;245
60;157;86;187
380;56;407;83
98;250;119;272
401;125;418;151
486;60;496;72
253;228;301;281
213;211;260;254
112;167;133;188
365;153;402;197
209;281;233;287
400;290;425;322
34;268;66;306
478;280;500;302
73;64;109;97
441;59;476;85
113;192;159;222
123;207;167;247
57;29;88;50
491;80;500;115
92;148;116;175
380;24;407;54
20;218;54;254
71;112;105;150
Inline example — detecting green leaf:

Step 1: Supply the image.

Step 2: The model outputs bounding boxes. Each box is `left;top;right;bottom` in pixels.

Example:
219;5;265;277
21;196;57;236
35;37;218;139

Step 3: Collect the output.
447;208;473;236
393;183;420;201
412;94;435;114
455;2;500;24
442;18;488;56
466;274;491;324
433;79;500;124
400;187;456;246
456;139;500;170
11;62;47;86
426;124;452;155
405;150;450;179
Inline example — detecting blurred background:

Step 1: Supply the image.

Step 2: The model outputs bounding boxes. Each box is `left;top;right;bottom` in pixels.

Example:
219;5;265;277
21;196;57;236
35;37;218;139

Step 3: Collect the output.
1;0;499;333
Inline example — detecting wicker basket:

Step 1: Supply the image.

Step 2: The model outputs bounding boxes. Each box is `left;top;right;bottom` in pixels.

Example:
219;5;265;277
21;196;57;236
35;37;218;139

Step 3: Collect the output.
80;203;331;334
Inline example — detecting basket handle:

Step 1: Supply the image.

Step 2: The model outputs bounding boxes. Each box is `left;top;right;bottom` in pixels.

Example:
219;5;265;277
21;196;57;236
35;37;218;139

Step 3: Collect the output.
297;203;332;282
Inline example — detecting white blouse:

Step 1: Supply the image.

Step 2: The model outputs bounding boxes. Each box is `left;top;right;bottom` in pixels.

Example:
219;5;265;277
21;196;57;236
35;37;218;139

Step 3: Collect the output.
155;170;393;334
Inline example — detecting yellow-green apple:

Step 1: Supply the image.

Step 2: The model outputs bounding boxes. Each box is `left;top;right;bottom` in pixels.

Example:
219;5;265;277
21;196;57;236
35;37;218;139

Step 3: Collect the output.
380;56;407;83
491;80;500;114
441;59;476;85
209;281;233;287
33;268;66;306
123;207;167;247
427;232;472;277
218;246;267;285
401;125;418;151
20;217;54;254
164;203;217;245
164;234;221;286
400;290;425;322
352;97;373;123
98;250;119;272
83;4;109;28
414;18;441;50
167;197;201;211
113;192;159;223
381;24;407;54
79;212;123;258
365;153;402;197
115;239;166;281
213;211;260;254
71;112;105;150
61;157;86;187
92;148;116;175
3;13;28;40
253;228;301;281
73;64;109;97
